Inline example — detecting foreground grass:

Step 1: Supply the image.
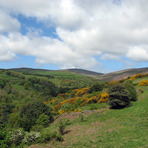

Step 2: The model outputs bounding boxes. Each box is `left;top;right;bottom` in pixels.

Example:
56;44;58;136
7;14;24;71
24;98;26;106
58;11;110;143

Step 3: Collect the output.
29;87;148;148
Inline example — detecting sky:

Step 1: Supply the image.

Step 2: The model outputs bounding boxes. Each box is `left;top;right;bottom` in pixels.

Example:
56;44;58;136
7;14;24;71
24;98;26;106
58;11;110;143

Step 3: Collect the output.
0;0;148;73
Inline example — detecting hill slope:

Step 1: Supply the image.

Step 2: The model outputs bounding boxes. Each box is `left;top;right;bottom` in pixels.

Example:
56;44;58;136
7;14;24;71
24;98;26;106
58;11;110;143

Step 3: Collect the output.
9;68;103;77
29;76;148;148
66;68;103;77
97;67;148;81
6;67;148;81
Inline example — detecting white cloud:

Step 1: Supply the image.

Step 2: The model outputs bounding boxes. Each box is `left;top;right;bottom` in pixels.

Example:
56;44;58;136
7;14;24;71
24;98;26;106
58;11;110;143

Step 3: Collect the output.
0;10;20;33
126;47;148;62
0;32;99;69
100;54;120;60
0;0;148;70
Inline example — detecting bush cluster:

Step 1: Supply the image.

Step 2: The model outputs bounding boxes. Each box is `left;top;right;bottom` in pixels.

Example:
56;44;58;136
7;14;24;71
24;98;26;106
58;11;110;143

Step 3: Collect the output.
108;82;137;109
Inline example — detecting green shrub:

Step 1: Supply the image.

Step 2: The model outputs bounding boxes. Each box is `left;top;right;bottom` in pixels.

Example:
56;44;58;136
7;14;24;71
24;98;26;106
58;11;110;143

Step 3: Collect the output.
23;131;40;145
31;125;44;132
0;127;10;148
38;131;63;143
19;100;54;131
108;83;131;109
23;81;31;90
79;113;86;122
57;118;71;135
125;80;137;101
61;103;71;112
8;113;21;128
36;113;50;127
9;128;25;146
88;82;104;93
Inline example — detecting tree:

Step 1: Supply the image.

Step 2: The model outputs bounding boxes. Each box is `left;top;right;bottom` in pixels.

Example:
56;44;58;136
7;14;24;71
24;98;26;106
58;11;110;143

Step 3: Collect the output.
108;83;131;109
36;113;50;127
19;100;54;131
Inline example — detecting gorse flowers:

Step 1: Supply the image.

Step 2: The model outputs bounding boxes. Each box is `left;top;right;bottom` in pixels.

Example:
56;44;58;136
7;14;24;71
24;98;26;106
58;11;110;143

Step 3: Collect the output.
51;86;110;115
129;73;148;80
138;80;148;86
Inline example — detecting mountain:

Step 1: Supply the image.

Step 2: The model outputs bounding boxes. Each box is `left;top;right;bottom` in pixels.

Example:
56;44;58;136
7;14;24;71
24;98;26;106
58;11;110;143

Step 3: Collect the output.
8;68;103;77
97;67;148;81
66;69;103;77
7;67;148;82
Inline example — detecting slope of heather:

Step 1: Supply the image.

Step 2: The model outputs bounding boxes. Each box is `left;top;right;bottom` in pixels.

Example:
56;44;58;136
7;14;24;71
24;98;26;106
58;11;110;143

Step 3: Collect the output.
66;68;103;77
8;67;148;82
98;67;148;81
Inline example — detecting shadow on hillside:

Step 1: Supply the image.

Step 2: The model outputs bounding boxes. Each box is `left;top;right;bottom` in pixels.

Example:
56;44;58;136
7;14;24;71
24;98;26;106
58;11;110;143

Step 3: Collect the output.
63;130;71;135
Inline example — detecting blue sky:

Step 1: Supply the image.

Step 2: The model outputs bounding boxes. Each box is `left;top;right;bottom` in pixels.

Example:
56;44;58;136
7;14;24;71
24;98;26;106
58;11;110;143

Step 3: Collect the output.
0;0;148;73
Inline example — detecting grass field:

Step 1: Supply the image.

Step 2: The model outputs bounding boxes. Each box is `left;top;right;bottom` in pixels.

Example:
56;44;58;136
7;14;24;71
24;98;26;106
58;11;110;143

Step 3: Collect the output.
29;85;148;148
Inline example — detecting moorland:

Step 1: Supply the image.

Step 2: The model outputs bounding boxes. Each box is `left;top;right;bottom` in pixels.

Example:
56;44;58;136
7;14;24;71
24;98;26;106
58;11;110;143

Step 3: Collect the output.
0;67;148;148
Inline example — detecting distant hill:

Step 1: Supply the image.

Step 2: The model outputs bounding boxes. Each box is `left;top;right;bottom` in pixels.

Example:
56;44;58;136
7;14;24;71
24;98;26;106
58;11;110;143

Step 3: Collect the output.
8;68;103;77
7;67;148;82
66;69;103;77
9;67;51;72
97;67;148;81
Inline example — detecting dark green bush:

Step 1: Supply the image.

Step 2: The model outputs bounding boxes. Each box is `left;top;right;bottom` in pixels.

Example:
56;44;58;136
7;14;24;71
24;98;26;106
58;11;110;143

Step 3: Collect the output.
36;113;50;127
88;82;104;93
31;125;44;132
124;80;137;101
0;127;10;148
108;83;131;109
19;100;54;131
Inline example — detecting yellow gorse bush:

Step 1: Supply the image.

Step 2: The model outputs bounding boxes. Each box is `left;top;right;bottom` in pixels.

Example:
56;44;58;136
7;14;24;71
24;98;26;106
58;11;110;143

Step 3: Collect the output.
138;80;148;86
75;87;90;96
109;80;119;85
85;96;99;104
129;73;148;80
54;97;81;111
59;109;64;115
98;92;109;103
58;108;82;115
58;93;67;98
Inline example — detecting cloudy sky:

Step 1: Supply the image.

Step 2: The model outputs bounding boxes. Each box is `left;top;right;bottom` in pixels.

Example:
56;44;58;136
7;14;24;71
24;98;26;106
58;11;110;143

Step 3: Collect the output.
0;0;148;73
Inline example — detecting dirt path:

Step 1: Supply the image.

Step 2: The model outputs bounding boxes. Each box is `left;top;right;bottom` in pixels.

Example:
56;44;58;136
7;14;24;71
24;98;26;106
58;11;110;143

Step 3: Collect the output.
54;107;109;122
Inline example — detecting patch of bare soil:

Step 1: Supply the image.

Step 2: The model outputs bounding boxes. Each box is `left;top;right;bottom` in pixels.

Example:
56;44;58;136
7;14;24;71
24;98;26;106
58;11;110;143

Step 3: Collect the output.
54;107;109;122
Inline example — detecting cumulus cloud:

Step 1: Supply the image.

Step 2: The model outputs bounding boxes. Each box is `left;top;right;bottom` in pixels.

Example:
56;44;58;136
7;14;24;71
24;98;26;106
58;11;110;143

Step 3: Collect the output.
0;0;148;70
126;47;148;62
0;32;99;69
0;10;20;33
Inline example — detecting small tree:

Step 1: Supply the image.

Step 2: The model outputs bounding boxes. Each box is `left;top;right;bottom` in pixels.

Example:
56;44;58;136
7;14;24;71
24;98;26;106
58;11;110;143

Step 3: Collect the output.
36;113;50;127
57;118;71;135
19;100;54;131
108;83;131;109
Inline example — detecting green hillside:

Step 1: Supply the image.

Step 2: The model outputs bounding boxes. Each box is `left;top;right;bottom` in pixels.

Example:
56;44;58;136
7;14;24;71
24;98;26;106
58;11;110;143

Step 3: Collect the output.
29;75;148;148
0;68;148;148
